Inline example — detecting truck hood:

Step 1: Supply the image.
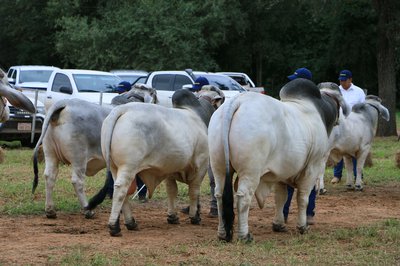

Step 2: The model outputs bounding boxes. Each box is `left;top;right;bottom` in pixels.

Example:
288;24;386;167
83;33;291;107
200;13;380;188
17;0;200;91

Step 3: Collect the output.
18;82;48;90
76;92;119;105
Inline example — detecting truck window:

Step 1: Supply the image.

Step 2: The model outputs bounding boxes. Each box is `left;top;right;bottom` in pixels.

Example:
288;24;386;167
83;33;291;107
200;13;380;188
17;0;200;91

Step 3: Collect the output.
52;73;72;93
174;75;192;91
152;74;174;91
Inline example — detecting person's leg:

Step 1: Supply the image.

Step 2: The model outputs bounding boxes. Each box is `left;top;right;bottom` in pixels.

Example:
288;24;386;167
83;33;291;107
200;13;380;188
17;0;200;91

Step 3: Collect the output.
306;187;316;217
283;186;294;222
332;159;343;183
208;166;218;217
136;176;147;202
351;157;363;179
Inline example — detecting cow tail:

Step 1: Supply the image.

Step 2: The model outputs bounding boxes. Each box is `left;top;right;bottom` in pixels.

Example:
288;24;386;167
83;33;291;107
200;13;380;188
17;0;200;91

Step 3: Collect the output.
221;95;241;242
87;170;113;210
102;108;123;171
88;108;124;209
32;101;67;194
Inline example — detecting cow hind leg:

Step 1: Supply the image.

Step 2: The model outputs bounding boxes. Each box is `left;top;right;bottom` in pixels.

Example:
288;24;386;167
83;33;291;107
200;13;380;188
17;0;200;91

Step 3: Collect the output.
236;177;258;242
43;158;59;219
165;178;180;224
108;168;135;236
187;177;202;225
121;197;138;231
71;167;94;219
355;151;368;191
272;182;288;232
344;156;354;190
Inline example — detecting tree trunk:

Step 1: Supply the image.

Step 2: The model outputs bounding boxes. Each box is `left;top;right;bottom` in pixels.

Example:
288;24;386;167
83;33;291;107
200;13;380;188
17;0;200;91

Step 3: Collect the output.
374;0;398;136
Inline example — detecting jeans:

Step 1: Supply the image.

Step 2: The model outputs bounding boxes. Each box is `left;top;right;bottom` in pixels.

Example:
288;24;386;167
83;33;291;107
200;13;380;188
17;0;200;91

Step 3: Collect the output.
208;165;217;210
333;158;361;180
136;176;147;197
283;185;316;218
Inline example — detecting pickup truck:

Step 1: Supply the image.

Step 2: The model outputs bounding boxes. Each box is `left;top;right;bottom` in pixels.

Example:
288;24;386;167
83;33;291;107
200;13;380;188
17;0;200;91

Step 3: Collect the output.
216;72;265;94
1;65;59;146
43;69;121;109
142;69;246;107
0;68;121;146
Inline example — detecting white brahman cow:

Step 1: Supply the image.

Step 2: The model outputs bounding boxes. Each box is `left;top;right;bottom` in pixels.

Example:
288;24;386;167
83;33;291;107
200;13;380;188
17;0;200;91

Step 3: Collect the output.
208;79;349;242
318;95;389;192
102;89;210;236
86;85;224;211
32;84;157;219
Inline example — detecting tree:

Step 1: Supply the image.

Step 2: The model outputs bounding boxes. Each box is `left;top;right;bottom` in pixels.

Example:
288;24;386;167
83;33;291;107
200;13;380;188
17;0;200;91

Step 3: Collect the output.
373;0;399;136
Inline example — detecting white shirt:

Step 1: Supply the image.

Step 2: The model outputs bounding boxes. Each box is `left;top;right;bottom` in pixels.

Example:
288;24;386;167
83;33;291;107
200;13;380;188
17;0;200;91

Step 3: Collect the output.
339;83;365;109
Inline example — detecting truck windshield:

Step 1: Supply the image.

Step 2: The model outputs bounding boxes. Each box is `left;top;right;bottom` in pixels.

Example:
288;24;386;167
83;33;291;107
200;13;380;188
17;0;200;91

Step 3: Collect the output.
19;70;54;83
197;74;246;92
73;74;121;93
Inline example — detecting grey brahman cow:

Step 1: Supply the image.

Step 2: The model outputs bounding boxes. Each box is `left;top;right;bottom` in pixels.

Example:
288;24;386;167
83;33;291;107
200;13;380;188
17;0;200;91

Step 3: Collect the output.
318;95;389;192
101;89;212;236
208;79;349;242
32;84;158;219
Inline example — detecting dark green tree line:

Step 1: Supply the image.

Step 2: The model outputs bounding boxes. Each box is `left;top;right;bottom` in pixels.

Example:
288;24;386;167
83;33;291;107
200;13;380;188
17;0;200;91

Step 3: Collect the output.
0;0;398;135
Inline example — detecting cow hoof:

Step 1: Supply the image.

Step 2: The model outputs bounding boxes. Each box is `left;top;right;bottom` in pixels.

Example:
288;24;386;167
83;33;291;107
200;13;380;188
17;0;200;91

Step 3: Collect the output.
108;223;122;237
167;214;180;224
355;185;363;191
272;222;287;232
45;210;57;219
190;215;201;225
297;225;309;234
319;188;327;195
239;233;254;243
84;209;95;219
125;220;139;231
346;184;354;191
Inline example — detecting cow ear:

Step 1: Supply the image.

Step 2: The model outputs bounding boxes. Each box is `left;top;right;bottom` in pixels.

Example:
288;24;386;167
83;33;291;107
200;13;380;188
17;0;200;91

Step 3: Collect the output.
378;104;390;121
211;96;224;108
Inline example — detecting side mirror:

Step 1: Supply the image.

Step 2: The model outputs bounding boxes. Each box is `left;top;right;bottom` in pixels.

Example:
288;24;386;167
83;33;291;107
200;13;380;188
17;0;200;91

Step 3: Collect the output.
8;78;15;85
59;86;73;94
182;84;193;90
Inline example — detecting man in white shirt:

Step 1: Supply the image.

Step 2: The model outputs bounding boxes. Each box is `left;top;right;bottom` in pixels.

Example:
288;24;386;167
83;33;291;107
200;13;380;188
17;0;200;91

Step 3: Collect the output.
331;70;366;184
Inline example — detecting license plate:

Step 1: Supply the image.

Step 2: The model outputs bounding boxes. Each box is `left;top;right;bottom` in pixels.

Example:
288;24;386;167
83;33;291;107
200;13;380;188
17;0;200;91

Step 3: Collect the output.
17;122;32;131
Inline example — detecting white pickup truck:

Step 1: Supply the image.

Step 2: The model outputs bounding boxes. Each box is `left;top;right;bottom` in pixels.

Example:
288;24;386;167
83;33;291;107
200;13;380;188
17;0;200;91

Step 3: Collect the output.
1;67;121;146
42;69;121;109
142;70;246;107
216;72;265;94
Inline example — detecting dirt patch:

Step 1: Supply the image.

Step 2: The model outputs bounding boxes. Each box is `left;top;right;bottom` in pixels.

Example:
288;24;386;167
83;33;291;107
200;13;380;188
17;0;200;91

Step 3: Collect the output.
1;183;399;264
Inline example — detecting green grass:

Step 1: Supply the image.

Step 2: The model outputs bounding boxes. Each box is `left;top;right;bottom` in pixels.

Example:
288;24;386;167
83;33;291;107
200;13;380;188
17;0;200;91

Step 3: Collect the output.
0;114;399;265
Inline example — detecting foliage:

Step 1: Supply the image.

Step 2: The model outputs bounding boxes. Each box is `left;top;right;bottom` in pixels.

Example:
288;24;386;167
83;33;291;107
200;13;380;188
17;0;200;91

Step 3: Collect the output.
0;0;398;125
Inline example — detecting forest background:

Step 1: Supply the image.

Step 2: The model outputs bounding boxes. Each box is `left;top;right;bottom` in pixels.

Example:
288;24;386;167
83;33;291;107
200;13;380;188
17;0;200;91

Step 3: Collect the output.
0;0;398;135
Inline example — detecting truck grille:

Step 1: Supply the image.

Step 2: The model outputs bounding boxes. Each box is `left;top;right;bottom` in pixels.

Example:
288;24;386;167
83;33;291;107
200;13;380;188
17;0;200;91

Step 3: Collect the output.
9;106;33;115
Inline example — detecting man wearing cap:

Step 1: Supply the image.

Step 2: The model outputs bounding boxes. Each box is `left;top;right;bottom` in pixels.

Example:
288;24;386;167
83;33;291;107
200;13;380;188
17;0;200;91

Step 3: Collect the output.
190;76;209;92
284;67;317;225
287;67;313;81
331;70;366;184
116;81;131;94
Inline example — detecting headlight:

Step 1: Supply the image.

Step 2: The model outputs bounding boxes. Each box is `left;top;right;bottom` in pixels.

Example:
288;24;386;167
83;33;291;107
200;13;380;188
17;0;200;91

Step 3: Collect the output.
36;106;46;115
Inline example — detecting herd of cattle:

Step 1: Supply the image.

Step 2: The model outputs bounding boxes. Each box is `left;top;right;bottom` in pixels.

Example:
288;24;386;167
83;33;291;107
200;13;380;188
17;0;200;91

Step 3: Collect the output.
0;70;392;242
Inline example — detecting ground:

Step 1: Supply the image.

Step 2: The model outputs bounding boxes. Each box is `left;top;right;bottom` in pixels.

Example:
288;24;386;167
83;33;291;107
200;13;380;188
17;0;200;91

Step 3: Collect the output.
1;183;399;265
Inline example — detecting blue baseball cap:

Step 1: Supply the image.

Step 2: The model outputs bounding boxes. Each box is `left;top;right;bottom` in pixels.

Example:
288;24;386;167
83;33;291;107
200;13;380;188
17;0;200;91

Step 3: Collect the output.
338;70;352;81
116;81;131;93
191;76;209;91
287;68;312;81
